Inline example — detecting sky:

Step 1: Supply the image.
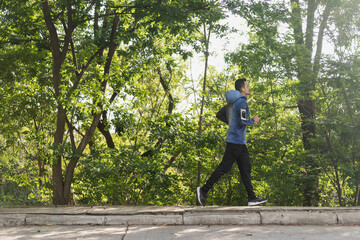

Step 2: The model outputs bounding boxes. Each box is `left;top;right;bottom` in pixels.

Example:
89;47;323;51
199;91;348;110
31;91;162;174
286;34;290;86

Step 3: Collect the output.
188;8;336;80
188;14;249;80
177;14;249;112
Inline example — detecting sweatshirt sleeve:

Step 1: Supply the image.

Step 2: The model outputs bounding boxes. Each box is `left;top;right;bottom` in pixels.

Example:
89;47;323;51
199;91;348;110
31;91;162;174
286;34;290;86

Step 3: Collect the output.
236;101;255;127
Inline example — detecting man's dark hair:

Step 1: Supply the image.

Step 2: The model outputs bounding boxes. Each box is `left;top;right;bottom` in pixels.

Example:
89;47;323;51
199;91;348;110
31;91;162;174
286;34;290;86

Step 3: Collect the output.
235;78;247;91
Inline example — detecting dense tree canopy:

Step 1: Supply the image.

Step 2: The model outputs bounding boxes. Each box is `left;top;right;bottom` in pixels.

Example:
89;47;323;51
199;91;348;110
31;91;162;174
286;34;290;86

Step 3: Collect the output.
0;0;359;206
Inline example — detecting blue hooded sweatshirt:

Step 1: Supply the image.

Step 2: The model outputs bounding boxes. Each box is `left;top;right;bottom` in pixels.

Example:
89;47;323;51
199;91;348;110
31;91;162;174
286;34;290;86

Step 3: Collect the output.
225;90;254;145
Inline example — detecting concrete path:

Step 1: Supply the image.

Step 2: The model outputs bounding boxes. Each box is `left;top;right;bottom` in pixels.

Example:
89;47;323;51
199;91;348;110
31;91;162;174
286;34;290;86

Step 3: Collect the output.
2;225;360;240
1;206;360;226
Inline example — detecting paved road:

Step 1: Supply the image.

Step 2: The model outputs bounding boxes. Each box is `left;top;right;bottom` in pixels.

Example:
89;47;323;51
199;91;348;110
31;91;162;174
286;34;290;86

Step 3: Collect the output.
1;225;360;240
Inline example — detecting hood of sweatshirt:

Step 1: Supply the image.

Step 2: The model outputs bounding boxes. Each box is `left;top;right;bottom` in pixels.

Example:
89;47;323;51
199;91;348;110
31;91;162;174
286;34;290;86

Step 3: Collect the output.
225;90;243;104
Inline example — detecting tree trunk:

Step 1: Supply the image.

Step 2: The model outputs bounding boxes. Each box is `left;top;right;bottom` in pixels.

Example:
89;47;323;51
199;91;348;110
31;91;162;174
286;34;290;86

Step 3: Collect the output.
42;1;119;204
324;130;343;206
197;23;211;191
289;0;336;206
52;105;67;205
98;118;116;149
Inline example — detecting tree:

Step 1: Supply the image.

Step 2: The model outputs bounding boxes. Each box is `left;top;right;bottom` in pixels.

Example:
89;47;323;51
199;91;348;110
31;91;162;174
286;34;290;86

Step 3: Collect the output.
224;0;359;206
314;0;360;206
1;0;212;205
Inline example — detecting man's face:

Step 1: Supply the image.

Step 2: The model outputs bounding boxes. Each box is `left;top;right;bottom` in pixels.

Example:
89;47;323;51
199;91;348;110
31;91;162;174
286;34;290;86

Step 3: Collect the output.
241;81;250;96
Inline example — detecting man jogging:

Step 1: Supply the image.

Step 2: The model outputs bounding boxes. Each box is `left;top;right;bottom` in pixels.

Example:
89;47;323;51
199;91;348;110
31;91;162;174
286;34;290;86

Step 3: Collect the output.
197;78;268;206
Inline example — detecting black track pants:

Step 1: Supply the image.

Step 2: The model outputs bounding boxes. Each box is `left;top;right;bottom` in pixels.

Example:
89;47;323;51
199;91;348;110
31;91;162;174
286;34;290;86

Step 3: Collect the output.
203;143;256;200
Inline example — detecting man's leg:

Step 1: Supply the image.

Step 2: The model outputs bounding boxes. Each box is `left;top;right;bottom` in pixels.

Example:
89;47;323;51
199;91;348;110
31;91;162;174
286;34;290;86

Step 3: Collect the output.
236;145;267;206
197;143;236;206
235;145;256;200
203;143;237;192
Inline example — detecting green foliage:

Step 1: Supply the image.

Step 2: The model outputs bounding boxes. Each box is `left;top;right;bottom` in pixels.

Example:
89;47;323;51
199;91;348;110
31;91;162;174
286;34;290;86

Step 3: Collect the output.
74;146;179;205
225;0;360;206
0;0;359;207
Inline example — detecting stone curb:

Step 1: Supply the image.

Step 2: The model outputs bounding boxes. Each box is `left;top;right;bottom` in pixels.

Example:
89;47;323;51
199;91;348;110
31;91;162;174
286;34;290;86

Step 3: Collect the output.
0;206;359;226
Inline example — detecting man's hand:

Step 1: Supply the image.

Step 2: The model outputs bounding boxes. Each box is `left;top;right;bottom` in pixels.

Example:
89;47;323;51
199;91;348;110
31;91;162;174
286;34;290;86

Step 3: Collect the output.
253;116;260;124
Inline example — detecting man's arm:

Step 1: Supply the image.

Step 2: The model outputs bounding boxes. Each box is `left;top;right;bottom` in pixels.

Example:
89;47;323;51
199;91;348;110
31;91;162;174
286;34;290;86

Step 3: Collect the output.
237;102;259;126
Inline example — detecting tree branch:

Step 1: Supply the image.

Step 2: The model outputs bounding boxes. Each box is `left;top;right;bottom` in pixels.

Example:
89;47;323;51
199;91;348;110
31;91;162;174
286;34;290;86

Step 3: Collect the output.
70;39;79;76
313;1;333;76
164;153;180;172
96;14;122;149
290;0;304;45
156;66;174;114
60;3;74;62
72;44;108;90
305;0;317;50
42;1;61;58
65;117;76;150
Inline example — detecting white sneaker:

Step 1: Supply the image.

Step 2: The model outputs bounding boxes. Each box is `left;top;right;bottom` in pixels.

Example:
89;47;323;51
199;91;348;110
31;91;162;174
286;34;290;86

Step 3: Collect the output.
196;187;206;207
248;197;268;206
